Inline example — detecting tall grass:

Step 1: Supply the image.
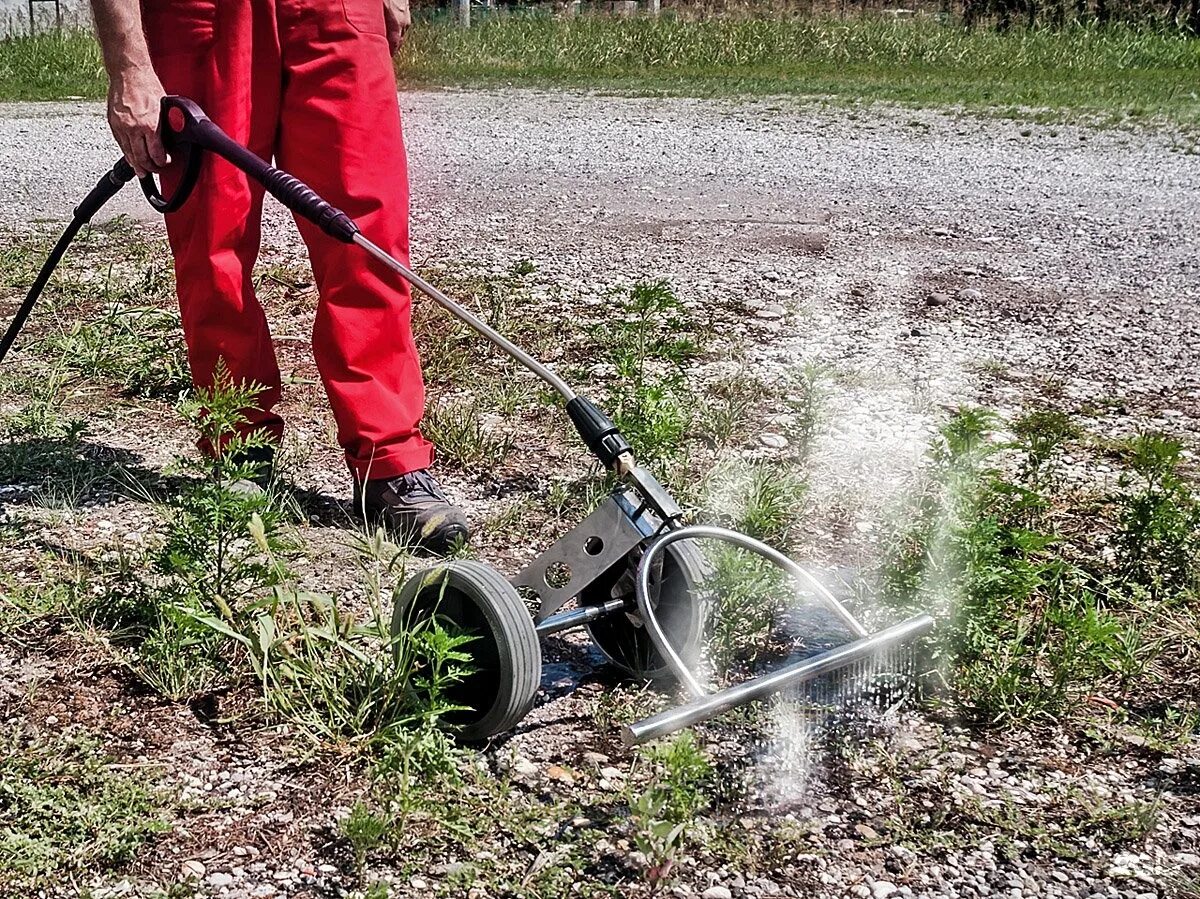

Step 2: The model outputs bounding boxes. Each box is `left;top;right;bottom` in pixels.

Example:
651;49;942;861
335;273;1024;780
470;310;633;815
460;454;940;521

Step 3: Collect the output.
1;17;1197;123
0;28;104;100
397;14;1200;121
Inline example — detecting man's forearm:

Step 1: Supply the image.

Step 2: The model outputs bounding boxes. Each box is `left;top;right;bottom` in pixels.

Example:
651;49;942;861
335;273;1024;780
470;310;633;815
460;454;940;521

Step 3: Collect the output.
90;0;153;77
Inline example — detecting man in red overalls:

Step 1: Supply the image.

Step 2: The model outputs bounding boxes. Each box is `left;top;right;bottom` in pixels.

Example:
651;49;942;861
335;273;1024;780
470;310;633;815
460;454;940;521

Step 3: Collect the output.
89;0;469;552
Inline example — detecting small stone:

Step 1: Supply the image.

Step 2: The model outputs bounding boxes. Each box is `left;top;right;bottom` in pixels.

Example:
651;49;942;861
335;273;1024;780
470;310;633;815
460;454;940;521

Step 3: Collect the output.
1176;853;1200;867
758;433;788;449
909;326;927;337
180;860;205;880
702;888;732;899
546;764;575;785
873;882;898;899
754;304;786;320
958;288;983;301
206;872;234;888
926;292;950;307
599;766;624;781
513;757;538;777
855;823;879;841
411;878;428;890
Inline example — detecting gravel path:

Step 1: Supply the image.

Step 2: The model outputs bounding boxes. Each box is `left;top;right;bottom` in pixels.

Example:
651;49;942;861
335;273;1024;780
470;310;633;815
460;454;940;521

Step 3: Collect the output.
2;91;1198;899
4;90;1197;537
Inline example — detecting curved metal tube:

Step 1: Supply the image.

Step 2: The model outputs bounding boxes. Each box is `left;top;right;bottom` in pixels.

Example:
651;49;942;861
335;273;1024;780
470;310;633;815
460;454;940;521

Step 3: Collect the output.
635;524;871;700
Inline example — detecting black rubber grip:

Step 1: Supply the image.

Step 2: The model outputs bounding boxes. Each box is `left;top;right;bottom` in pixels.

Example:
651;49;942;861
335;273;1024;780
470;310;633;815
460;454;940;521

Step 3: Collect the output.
158;96;359;243
260;166;361;243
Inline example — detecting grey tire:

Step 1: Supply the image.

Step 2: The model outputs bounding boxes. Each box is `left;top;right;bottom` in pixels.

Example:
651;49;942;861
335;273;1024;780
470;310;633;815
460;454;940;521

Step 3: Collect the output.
393;560;541;741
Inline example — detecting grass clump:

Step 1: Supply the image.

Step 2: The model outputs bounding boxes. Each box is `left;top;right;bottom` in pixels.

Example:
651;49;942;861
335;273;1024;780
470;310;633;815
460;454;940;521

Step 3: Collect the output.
0;725;168;888
3;19;1199;126
395;14;1200;125
0;28;105;100
422;396;514;474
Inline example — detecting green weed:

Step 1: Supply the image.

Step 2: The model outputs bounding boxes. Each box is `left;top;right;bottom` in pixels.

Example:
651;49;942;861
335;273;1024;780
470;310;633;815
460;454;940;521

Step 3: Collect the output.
628;732;712;886
705;547;791;676
340;801;390;875
880;408;1148;723
597;280;701;468
1110;432;1200;603
0;726;169;887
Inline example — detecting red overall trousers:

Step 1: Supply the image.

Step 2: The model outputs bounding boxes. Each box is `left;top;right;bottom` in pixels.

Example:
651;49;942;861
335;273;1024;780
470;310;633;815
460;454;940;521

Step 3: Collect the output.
144;0;433;482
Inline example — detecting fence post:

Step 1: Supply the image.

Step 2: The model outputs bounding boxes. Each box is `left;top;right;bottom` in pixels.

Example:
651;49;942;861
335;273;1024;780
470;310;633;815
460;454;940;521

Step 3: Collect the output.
454;0;471;27
646;0;661;14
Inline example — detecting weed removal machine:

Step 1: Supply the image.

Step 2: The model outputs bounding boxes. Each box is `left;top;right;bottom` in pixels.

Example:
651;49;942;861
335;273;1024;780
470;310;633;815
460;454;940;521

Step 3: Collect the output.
3;97;934;745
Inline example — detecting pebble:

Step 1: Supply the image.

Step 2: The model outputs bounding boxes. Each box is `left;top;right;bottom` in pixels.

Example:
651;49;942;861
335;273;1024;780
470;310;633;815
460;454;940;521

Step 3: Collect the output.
206;872;234;888
958;287;984;301
180;860;205;880
926;292;951;306
758;432;788;448
512;757;539;777
755;304;786;320
701;888;733;899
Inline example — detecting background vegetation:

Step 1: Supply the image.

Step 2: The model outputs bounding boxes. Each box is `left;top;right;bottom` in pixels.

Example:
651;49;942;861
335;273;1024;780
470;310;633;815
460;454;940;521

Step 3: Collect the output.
0;15;1197;124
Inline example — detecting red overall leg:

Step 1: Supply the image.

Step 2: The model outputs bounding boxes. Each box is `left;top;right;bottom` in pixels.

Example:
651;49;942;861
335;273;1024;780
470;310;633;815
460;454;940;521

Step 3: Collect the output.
274;0;434;482
145;1;285;445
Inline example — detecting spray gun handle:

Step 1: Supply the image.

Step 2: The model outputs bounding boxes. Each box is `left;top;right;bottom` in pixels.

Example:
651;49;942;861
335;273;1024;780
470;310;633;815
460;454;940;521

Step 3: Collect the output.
148;95;360;243
136;102;205;214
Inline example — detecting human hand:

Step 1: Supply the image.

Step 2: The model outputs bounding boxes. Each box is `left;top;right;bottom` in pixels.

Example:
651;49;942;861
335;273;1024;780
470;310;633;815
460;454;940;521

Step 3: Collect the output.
384;0;411;54
107;65;169;178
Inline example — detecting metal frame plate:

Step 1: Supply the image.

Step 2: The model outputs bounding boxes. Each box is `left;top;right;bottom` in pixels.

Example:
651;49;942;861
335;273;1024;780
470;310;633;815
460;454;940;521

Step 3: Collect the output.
513;491;653;622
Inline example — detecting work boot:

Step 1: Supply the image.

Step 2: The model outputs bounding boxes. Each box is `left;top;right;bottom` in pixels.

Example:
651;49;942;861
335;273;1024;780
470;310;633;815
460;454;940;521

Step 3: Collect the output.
223;444;277;494
355;469;470;553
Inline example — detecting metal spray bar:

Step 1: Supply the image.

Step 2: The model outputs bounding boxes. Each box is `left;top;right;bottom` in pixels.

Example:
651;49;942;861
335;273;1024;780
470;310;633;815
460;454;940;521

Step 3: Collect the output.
623;613;935;745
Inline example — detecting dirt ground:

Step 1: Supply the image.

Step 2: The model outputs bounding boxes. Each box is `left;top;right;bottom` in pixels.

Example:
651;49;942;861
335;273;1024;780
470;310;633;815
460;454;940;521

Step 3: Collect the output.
0;91;1198;899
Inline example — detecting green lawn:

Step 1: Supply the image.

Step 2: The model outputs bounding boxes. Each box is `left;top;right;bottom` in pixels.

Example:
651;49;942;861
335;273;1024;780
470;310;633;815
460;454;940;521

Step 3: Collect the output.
0;16;1197;125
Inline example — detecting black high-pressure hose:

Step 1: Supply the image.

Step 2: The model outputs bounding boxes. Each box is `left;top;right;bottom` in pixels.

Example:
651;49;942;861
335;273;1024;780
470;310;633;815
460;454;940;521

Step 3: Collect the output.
0;159;137;364
0;95;356;369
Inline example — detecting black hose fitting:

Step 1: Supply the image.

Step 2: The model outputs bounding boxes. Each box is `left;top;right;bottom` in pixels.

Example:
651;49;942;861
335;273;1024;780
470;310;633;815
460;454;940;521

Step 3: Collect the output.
566;396;632;469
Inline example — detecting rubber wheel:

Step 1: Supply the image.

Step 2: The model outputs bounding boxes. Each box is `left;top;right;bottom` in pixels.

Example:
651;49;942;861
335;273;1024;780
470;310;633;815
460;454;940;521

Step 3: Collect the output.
581;541;709;682
393;561;541;741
